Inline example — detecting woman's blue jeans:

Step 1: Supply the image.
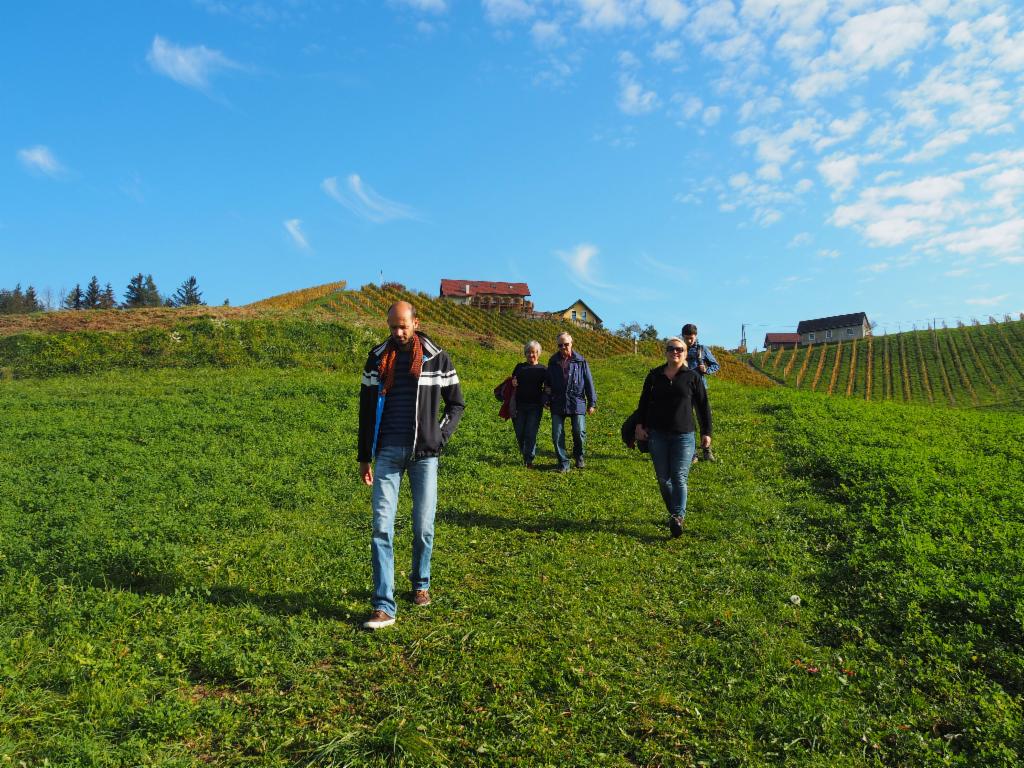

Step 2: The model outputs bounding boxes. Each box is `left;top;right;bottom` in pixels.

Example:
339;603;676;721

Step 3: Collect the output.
370;444;438;617
512;404;543;464
648;430;696;518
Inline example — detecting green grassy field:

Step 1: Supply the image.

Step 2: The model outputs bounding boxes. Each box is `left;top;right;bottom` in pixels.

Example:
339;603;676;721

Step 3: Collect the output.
1;316;1022;765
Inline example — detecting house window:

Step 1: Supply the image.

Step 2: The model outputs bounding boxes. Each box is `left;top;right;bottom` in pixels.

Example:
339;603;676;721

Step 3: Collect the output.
582;311;588;320
825;330;833;340
571;310;577;320
808;332;815;341
846;328;854;336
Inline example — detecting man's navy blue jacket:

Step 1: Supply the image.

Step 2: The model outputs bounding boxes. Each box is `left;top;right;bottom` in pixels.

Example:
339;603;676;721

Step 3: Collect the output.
546;350;597;416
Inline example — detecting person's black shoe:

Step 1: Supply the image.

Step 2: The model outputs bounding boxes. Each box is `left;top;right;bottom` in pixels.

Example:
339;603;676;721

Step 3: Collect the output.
575;458;585;469
556;465;570;474
669;515;684;538
703;447;716;462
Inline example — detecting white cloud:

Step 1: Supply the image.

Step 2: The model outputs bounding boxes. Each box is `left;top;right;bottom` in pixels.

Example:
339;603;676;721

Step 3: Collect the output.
321;174;421;223
984;167;1024;209
531;19;565;46
687;0;739;42
795;178;813;193
651;39;682;61
646;0;687;29
818;153;860;194
817;248;840;259
618;73;659;115
862;261;890;273
579;0;633;29
814;109;869;151
618;50;641;68
17;145;64;177
966;293;1009;306
901;129;971;163
483;0;534;24
934;218;1024;255
791;69;849;101
788;231;812;247
396;0;447;11
558;242;613;288
832;5;932;72
675;94;703;120
147;35;241;92
284;219;309;249
702;105;722;125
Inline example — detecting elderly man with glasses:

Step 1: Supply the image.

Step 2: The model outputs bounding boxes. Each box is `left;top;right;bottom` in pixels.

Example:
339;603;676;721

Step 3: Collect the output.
545;332;597;472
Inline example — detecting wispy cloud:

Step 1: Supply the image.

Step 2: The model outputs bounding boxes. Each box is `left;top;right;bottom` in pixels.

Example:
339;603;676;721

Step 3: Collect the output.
482;0;533;24
147;35;241;92
639;253;688;280
966;294;1009;306
394;0;447;12
321;174;421;223
556;242;658;302
17;145;64;177
284;219;309;249
617;73;659;115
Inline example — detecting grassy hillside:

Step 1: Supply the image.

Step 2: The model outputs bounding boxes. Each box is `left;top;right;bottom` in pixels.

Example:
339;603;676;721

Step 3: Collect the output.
0;311;1021;765
750;318;1024;409
0;282;775;388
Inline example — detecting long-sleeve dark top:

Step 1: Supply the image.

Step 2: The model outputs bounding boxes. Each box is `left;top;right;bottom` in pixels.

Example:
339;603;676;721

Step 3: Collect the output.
637;364;712;436
512;362;547;406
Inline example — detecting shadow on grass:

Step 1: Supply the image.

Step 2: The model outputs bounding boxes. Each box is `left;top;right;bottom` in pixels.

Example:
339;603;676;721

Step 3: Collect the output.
204;585;371;622
438;506;665;544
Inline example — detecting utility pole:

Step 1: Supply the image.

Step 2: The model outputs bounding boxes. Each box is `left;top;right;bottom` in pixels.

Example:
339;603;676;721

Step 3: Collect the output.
739;323;748;353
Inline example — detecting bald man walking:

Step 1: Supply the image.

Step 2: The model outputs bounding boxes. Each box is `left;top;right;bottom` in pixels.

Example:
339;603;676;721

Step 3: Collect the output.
357;302;465;629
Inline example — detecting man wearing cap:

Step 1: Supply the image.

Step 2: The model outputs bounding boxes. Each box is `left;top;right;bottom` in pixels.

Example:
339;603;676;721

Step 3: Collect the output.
357;301;465;630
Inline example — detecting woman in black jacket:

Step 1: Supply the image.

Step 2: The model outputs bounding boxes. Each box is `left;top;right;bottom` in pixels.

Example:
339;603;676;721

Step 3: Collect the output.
634;337;713;537
510;340;547;468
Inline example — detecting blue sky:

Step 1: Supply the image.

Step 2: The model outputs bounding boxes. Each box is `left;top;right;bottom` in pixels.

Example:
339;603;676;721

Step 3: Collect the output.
3;0;1023;347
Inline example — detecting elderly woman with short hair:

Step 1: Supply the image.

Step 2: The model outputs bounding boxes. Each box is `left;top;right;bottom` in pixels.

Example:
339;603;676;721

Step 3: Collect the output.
510;340;547;468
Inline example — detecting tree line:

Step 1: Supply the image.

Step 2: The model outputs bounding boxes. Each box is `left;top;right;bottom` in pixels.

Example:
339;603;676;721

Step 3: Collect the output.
0;274;207;314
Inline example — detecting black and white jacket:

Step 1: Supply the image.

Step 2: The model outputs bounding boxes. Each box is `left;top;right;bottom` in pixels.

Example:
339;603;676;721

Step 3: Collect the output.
357;332;465;462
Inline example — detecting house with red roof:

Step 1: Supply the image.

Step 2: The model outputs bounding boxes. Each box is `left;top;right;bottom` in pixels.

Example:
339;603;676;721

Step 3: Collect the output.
439;279;534;314
763;332;800;351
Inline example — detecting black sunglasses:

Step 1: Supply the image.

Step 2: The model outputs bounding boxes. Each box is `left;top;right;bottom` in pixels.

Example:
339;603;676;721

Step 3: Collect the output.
666;346;686;353
558;343;571;347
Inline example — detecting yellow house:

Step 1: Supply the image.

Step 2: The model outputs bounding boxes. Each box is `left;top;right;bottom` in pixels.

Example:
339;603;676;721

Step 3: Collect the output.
551;299;602;330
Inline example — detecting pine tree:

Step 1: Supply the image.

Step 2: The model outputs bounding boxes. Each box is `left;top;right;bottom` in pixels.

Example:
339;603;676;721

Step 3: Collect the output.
124;273;162;308
172;276;204;307
84;276;102;309
64;284;84;310
143;275;162;306
24;285;43;312
100;283;117;309
0;284;45;313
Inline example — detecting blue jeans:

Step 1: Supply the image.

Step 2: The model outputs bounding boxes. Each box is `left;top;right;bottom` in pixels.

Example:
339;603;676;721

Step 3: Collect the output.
512;404;543;464
648;430;696;518
551;412;586;469
370;444;438;617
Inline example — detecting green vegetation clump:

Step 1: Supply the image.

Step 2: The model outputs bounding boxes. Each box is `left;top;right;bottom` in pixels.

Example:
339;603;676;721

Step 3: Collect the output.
0;318;377;378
